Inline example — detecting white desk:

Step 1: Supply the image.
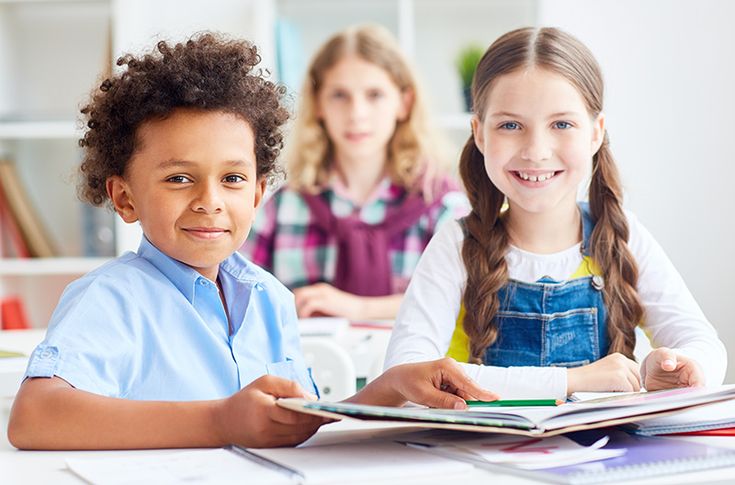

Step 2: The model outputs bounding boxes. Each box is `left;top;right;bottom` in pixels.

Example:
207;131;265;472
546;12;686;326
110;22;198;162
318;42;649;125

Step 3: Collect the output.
2;420;735;484
3;330;735;484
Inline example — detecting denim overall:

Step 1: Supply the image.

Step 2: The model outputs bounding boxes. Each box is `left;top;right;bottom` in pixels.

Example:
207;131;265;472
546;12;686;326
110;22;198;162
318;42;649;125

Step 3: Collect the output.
477;203;609;368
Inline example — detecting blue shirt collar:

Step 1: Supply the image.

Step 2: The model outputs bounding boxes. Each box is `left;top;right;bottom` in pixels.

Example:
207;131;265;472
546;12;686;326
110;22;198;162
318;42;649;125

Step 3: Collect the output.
136;236;263;303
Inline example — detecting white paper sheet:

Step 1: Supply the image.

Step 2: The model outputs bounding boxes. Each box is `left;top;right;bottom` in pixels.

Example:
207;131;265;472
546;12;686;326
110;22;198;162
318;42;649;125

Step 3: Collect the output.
66;448;293;485
248;441;473;484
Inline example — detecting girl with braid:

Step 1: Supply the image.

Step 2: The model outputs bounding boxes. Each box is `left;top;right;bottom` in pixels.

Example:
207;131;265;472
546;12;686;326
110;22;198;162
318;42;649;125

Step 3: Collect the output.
384;27;726;399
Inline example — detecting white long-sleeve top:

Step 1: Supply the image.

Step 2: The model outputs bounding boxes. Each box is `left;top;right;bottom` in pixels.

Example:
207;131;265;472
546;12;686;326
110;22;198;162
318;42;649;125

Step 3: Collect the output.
384;211;727;399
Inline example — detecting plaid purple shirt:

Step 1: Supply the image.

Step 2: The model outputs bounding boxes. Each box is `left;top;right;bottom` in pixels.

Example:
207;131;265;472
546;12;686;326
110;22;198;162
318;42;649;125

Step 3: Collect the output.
242;176;469;293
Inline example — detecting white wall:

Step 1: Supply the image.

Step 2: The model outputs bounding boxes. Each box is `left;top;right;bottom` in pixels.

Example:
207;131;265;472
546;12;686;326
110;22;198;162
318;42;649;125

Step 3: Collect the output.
537;0;735;381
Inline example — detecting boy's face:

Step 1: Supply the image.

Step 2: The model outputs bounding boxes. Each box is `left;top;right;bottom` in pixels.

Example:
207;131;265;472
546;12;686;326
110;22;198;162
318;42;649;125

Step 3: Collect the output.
107;109;265;282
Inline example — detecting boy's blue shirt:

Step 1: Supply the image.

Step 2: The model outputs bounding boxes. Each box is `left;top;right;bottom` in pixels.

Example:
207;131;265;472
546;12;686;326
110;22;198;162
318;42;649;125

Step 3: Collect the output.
24;236;318;400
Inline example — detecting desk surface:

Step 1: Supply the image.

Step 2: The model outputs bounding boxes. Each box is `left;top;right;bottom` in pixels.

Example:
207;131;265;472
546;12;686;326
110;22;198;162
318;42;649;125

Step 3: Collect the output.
3;331;735;484
2;420;735;485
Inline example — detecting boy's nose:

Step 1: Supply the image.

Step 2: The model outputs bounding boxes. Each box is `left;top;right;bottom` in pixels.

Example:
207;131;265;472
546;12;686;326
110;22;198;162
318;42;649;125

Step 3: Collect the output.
192;183;224;213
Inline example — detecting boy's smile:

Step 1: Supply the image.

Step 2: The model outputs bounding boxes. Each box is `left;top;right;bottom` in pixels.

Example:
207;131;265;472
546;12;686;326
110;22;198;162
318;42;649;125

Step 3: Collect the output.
107;108;265;282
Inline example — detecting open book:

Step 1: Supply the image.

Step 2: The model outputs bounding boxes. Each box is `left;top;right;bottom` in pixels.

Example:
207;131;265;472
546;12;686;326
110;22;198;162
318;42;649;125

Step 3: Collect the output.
278;385;735;437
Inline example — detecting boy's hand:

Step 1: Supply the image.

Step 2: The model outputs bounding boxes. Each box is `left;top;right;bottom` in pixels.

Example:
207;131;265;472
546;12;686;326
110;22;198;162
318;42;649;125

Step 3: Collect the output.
566;353;641;394
351;358;499;409
216;375;329;448
294;283;363;319
642;347;705;391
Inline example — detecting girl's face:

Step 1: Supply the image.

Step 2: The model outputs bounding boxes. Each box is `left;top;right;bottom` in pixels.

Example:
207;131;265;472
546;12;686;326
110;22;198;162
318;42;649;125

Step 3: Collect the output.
317;55;411;165
472;67;605;216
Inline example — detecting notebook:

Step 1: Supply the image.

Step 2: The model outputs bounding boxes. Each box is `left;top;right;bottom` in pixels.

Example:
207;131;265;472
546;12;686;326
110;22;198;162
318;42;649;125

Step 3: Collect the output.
625;398;735;436
399;427;735;484
279;385;735;437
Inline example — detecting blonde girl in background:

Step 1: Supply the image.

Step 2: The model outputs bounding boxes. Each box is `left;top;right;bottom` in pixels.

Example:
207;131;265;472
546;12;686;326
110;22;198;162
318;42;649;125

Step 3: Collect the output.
384;27;726;398
243;24;469;320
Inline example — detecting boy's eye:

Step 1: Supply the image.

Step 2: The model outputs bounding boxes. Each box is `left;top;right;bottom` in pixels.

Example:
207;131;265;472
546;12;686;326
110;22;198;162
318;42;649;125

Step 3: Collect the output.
166;175;191;183
499;121;520;130
554;121;572;129
223;174;245;184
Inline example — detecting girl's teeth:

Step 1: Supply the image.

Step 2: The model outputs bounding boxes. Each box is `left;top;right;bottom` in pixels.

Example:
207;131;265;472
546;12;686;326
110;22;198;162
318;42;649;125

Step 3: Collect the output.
518;171;554;182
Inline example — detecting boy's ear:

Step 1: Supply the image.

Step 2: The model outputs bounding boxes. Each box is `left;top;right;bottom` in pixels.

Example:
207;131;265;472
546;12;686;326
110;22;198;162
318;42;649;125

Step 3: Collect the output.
591;112;606;154
106;175;139;223
471;115;485;155
398;88;415;122
253;178;266;209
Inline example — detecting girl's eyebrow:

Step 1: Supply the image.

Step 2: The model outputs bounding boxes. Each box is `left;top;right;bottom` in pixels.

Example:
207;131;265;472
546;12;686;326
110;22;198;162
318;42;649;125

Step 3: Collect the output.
487;111;583;119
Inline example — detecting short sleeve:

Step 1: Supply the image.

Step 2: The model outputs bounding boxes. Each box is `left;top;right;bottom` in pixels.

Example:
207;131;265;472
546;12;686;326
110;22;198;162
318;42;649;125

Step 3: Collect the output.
24;272;137;397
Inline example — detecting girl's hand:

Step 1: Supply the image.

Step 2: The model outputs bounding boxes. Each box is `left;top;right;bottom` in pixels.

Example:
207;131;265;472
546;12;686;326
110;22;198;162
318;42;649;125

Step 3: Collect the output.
642;347;705;391
566;353;641;394
349;358;499;409
216;375;329;448
293;283;364;319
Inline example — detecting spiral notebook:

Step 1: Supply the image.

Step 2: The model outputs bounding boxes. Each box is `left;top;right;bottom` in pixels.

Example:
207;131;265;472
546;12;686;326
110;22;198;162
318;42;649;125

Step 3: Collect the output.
404;427;735;484
625;399;735;436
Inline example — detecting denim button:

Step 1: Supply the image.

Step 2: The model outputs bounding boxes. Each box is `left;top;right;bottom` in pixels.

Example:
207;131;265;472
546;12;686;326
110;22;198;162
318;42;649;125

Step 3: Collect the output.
591;275;605;290
40;349;52;359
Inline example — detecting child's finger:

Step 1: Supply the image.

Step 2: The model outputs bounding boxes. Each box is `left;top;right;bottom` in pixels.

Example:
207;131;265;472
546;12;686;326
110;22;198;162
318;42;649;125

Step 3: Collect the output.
436;358;499;402
256;375;312;399
655;347;677;371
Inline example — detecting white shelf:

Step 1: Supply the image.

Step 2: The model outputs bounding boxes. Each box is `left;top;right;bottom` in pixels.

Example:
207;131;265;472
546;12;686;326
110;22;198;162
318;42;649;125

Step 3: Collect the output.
0;121;81;140
0;257;110;276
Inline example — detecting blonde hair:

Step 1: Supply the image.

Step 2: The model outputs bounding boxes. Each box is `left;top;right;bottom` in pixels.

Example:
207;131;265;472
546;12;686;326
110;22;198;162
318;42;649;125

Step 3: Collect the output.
460;27;644;363
285;24;447;194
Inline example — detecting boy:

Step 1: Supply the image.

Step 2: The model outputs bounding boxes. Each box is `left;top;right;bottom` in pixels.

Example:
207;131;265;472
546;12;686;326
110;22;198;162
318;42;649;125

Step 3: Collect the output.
8;34;494;450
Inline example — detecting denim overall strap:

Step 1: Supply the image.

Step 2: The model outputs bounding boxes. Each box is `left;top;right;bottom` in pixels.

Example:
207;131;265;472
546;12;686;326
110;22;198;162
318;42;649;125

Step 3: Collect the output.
481;202;609;368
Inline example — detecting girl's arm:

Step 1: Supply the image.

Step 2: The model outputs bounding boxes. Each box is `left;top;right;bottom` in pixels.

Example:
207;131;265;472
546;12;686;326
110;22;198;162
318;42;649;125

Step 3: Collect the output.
384;221;641;399
627;211;727;386
293;283;402;320
8;374;326;450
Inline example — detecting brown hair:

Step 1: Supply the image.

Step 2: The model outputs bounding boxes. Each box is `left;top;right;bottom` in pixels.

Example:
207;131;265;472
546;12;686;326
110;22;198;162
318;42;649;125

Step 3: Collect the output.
459;27;644;363
78;32;288;207
285;24;448;194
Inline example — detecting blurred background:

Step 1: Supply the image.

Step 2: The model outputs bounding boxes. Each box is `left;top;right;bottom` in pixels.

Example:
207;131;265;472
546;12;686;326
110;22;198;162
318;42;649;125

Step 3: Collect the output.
0;0;733;380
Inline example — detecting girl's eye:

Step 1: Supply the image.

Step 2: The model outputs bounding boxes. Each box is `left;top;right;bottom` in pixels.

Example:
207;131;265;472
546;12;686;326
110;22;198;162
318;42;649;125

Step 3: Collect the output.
166;175;191;183
554;121;572;129
499;121;520;130
330;90;348;100
223;174;245;184
367;89;383;100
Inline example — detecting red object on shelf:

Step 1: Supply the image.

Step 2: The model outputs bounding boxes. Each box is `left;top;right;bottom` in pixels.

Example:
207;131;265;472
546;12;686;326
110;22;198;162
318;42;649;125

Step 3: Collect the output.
1;296;31;330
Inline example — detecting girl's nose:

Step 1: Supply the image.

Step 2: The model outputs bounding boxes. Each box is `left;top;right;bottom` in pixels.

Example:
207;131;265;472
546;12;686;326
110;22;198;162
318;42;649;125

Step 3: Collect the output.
520;131;552;162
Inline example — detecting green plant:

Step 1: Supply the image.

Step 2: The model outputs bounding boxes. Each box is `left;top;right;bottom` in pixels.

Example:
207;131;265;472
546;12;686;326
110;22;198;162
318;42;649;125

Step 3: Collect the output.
455;44;485;89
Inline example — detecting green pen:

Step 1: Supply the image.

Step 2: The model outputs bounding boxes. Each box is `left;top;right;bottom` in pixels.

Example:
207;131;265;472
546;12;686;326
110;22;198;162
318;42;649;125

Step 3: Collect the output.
465;399;562;407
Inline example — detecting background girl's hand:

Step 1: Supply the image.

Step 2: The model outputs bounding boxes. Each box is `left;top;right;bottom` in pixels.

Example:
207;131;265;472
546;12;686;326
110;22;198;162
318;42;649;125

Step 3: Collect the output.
566;353;641;394
642;347;705;391
216;375;328;448
293;283;364;319
348;358;499;409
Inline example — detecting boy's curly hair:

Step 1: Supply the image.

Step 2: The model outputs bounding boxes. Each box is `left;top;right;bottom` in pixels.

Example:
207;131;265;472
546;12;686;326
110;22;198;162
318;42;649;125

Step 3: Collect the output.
78;32;288;207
